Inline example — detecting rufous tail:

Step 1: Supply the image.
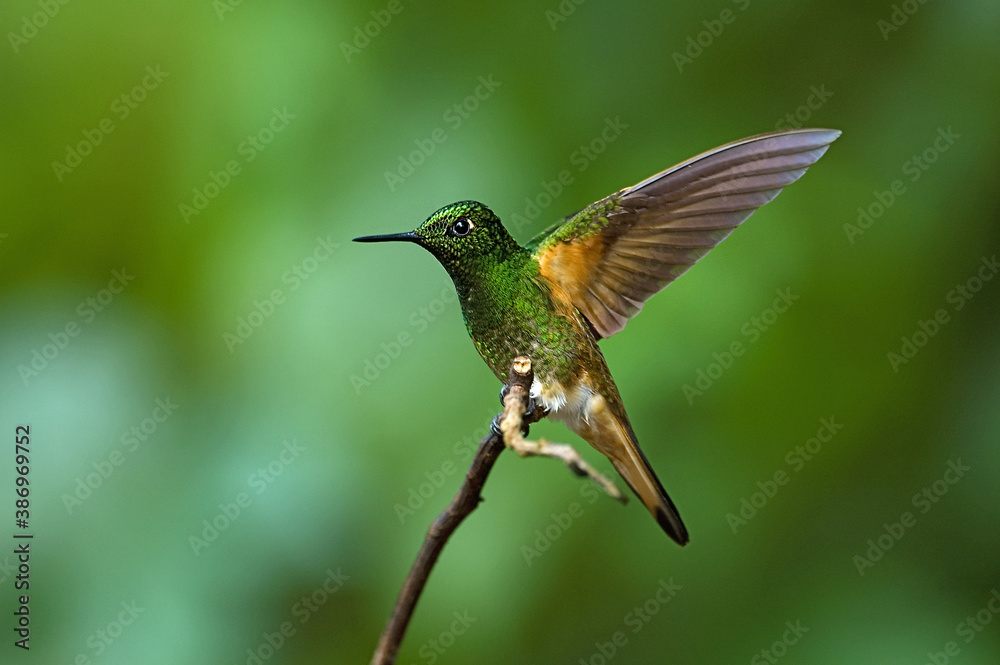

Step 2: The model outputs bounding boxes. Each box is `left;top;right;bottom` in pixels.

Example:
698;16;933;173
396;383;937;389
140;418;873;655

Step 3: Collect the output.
609;433;689;545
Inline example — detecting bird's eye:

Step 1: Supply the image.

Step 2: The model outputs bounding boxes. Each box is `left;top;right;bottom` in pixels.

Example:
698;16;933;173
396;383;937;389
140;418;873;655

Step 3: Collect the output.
449;217;474;237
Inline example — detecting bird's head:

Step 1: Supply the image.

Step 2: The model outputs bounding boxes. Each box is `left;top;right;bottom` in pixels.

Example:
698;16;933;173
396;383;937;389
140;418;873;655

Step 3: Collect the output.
354;201;522;279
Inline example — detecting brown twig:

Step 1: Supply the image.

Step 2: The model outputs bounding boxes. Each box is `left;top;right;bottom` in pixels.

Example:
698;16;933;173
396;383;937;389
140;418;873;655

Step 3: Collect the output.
498;375;625;504
370;357;538;665
369;356;626;664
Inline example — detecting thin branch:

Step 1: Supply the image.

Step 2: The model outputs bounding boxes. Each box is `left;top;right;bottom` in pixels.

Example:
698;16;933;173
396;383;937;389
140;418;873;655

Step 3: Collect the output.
497;369;626;503
369;355;623;664
370;357;536;665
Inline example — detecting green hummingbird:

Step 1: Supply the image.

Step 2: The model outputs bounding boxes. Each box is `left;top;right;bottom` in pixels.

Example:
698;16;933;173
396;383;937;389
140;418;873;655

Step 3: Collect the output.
355;128;840;545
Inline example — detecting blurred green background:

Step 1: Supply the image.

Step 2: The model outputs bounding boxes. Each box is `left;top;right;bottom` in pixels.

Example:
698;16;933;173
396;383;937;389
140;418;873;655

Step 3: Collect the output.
2;0;999;663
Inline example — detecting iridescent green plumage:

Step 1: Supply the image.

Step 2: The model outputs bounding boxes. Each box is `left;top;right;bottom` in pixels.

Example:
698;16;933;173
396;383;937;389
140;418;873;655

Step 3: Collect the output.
390;201;596;386
355;128;841;545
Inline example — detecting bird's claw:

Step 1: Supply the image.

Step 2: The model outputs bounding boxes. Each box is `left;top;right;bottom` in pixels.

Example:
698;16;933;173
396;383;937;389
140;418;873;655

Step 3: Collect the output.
523;397;539;423
496;383;536;437
490;415;503;438
491;412;533;439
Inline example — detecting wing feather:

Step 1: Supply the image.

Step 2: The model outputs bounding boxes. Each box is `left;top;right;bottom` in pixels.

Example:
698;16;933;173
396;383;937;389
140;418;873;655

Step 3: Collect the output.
533;128;840;337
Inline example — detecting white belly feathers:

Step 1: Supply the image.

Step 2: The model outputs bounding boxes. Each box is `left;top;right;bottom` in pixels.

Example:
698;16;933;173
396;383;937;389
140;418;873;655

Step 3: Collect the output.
531;376;596;429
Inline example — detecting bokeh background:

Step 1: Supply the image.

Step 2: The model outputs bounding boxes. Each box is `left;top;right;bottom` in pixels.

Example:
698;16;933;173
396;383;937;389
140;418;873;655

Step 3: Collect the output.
1;1;999;663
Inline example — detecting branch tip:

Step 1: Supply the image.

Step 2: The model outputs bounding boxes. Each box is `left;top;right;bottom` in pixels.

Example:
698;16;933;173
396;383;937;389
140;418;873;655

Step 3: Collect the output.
371;354;624;665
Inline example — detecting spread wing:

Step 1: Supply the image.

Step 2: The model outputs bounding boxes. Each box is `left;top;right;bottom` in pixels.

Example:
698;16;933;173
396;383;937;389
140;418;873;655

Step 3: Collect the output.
529;128;840;338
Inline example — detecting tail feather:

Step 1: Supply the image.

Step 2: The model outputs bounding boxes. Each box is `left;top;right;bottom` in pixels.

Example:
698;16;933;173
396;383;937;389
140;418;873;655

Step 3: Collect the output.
556;378;688;545
610;442;689;546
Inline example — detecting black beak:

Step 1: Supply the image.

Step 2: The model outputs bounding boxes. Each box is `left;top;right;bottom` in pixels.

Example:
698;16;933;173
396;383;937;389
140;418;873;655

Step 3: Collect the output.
353;231;420;243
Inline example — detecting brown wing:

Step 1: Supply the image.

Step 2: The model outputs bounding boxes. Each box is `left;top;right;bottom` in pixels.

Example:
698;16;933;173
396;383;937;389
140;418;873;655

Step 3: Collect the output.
530;128;840;338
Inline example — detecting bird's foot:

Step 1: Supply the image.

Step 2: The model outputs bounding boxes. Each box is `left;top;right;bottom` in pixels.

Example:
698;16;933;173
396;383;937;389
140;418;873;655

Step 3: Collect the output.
498;383;539;435
491;411;532;438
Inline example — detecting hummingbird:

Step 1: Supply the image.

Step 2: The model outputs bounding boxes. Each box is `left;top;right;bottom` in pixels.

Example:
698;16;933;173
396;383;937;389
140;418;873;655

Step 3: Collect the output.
355;128;840;545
